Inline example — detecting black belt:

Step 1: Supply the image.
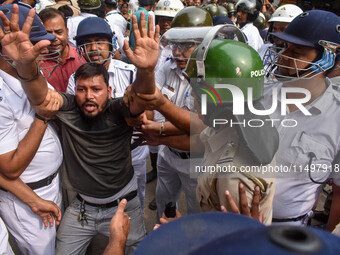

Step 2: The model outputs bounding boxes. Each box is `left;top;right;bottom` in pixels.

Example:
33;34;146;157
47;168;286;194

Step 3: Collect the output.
76;190;137;209
272;213;308;223
168;147;190;159
0;171;58;192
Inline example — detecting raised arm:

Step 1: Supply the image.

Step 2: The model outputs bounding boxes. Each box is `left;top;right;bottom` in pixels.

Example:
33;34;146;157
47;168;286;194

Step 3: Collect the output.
0;5;51;105
123;12;160;115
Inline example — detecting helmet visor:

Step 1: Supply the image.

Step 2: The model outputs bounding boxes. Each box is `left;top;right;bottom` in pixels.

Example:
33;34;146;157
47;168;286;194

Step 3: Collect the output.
78;41;117;64
263;41;338;82
38;47;61;79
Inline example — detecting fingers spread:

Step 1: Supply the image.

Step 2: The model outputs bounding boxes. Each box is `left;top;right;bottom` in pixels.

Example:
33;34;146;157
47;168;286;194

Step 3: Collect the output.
123;39;133;60
139;11;147;38
154;25;160;44
22;8;36;35
10;4;19;32
147;13;154;39
131;15;140;41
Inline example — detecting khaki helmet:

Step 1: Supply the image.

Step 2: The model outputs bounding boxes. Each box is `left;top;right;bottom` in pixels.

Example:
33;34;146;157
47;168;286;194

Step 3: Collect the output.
77;0;101;10
171;6;213;27
203;4;220;18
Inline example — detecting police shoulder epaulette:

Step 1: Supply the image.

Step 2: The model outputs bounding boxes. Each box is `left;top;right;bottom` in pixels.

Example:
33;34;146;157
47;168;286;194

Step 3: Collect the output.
113;60;135;71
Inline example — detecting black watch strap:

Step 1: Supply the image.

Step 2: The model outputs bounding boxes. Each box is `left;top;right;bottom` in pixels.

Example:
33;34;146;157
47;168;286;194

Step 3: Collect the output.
35;113;51;124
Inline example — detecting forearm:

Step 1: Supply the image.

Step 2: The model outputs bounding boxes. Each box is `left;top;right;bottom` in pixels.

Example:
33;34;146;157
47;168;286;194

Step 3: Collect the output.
15;62;49;106
0;174;40;204
158;100;205;135
132;69;155;94
103;237;126;255
161;121;186;136
157;134;204;152
327;183;340;231
0;117;49;179
130;69;156;115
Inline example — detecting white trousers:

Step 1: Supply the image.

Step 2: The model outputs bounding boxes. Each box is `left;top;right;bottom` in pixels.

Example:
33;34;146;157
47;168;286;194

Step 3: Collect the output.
0;218;14;255
0;175;61;255
155;146;200;221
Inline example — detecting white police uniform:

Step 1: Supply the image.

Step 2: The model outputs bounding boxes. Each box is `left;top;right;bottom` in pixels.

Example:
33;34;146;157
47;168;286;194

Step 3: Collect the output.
241;22;264;52
105;10;128;38
0;218;14;255
262;79;340;225
0;71;63;255
154;60;201;220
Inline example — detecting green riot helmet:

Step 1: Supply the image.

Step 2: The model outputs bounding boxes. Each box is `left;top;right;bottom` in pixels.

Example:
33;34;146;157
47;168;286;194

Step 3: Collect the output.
185;39;264;105
184;26;278;165
203;4;220;18
161;24;245;66
217;5;228;16
171;6;213;27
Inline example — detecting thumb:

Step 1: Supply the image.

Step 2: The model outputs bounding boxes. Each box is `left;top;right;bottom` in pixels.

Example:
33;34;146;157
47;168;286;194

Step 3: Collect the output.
123;39;133;60
116;199;127;213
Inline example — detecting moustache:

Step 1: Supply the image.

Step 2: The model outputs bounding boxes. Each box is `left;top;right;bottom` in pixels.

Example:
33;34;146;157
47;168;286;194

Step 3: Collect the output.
81;100;99;108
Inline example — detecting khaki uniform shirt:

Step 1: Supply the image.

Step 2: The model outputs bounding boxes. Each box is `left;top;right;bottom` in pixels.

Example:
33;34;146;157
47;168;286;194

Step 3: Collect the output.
196;125;276;225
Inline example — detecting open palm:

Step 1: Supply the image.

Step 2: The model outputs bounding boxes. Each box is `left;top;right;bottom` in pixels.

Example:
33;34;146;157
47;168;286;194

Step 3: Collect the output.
123;11;160;71
0;5;50;64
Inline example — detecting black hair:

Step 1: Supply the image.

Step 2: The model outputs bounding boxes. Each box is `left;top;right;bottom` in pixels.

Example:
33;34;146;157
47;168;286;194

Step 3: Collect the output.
58;5;74;18
39;8;67;29
75;62;110;87
120;1;129;9
105;1;117;9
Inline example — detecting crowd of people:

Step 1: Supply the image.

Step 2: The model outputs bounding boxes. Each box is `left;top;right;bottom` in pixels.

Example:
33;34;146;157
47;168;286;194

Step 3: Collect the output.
0;0;340;254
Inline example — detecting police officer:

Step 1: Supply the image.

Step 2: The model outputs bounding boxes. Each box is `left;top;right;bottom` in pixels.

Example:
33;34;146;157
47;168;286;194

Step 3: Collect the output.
235;0;263;52
262;10;340;228
67;0;102;47
134;25;278;225
259;4;303;60
147;0;184;186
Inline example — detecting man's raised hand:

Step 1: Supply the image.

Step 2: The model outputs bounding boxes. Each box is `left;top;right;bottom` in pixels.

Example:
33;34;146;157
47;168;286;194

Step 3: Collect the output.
123;11;160;71
0;4;50;65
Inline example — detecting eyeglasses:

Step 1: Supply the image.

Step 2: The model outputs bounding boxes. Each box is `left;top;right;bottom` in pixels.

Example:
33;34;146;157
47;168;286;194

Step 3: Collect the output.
169;42;197;52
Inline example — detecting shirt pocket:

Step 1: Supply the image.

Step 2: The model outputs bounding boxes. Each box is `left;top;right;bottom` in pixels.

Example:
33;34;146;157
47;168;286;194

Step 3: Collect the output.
290;132;332;181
